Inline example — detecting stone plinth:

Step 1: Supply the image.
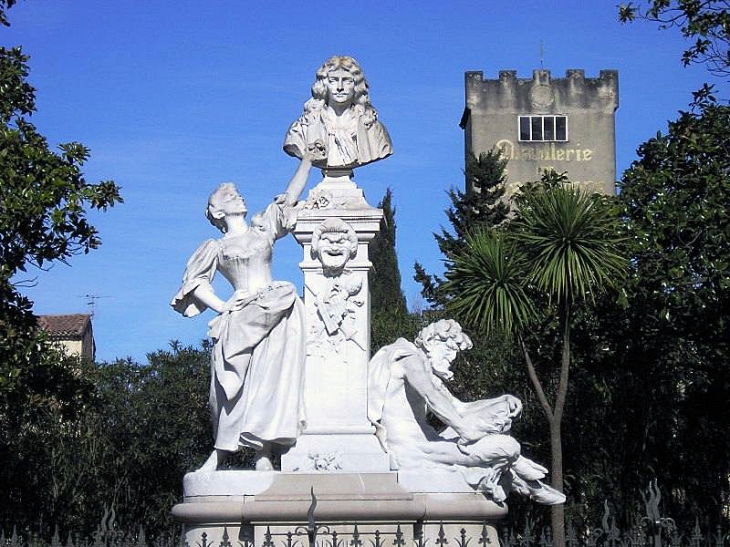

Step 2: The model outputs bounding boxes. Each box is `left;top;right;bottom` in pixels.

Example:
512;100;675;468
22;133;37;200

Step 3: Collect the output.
173;471;505;547
282;177;388;473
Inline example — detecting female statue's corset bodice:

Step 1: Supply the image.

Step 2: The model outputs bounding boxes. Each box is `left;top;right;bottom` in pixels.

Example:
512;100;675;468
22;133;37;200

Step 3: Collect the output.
218;231;274;293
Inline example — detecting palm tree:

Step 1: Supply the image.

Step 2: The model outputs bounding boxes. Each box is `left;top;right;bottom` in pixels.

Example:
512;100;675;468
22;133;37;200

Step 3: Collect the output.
445;181;627;547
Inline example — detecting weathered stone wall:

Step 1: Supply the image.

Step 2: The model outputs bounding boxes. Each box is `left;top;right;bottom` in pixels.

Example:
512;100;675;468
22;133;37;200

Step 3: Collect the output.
462;69;618;195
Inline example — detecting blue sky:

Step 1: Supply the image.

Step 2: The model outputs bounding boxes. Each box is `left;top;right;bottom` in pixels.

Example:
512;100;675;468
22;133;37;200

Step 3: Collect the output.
4;1;727;363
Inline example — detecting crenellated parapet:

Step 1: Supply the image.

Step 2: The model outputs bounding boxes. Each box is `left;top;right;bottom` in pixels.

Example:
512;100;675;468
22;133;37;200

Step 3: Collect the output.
464;69;618;114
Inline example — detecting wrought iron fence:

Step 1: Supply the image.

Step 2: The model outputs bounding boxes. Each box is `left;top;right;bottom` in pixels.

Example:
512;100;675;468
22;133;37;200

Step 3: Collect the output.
2;518;728;547
4;518;728;547
2;483;728;547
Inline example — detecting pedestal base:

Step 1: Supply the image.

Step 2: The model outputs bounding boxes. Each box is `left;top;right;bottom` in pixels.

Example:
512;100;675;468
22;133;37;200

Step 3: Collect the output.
173;471;506;547
281;432;391;472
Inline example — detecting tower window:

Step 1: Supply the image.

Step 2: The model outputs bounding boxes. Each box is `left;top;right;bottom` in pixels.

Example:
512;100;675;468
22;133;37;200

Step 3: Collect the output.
518;115;568;142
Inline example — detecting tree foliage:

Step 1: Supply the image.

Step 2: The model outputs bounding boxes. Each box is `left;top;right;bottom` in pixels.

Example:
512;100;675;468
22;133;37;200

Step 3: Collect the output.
0;349;98;531
0;344;212;538
620;98;729;352
370;188;407;316
443;97;730;531
540;96;730;528
415;150;510;307
609;96;730;523
0;0;16;28
445;177;627;547
86;345;211;534
1;3;123;536
619;0;730;79
369;189;417;353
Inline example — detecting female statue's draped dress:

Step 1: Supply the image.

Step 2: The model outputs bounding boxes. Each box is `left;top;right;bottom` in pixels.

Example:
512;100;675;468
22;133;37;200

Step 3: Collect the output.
172;202;306;451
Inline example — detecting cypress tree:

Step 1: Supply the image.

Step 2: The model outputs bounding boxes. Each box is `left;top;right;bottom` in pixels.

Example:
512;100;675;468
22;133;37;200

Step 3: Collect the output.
415;150;509;307
369;188;415;352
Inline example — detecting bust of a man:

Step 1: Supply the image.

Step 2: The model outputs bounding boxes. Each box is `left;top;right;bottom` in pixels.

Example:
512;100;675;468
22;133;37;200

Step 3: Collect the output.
284;55;392;170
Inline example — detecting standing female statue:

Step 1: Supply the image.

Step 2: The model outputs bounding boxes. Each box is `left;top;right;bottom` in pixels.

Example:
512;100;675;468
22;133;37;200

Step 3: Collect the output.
284;55;392;169
172;143;325;472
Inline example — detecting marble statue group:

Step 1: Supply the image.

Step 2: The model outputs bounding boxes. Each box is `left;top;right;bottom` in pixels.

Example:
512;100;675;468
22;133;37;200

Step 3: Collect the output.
171;55;565;507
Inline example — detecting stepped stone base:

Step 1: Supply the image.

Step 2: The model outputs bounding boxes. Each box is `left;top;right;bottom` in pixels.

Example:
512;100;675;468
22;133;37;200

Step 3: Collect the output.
173;471;505;547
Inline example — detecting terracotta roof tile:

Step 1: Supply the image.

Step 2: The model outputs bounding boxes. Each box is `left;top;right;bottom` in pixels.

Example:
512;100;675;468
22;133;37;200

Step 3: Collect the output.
38;314;92;339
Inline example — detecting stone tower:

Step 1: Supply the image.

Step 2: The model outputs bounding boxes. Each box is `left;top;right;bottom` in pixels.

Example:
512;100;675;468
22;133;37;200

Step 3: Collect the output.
460;69;619;195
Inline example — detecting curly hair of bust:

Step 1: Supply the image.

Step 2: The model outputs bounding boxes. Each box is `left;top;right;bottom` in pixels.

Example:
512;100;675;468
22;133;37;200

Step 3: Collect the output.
415;320;473;352
311;218;358;259
302;55;378;128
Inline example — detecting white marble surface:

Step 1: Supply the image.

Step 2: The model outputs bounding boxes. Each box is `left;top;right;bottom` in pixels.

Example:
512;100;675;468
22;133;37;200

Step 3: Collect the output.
281;433;390;473
171;146;324;473
283;56;392;170
369;320;566;505
283;183;388;473
183;470;277;499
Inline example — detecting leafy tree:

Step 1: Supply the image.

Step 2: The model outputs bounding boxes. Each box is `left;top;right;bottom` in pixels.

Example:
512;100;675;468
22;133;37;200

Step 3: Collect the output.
444;176;627;547
370;188;407;316
0;348;99;535
84;344;211;536
610;96;730;524
1;343;212;539
614;0;730;525
619;0;730;79
549;96;730;529
1;2;122;534
619;98;729;364
415;150;509;307
513;95;730;531
0;0;13;26
369;189;417;352
0;1;121;377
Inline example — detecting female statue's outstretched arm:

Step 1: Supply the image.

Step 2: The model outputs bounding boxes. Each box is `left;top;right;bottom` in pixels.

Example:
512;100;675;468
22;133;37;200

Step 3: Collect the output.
280;140;326;206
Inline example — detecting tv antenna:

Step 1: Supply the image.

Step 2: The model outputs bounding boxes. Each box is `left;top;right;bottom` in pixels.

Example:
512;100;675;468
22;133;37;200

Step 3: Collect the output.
81;294;110;319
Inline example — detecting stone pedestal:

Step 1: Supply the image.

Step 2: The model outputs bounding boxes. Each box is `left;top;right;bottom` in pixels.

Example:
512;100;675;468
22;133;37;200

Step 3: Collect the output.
174;470;505;547
281;175;389;473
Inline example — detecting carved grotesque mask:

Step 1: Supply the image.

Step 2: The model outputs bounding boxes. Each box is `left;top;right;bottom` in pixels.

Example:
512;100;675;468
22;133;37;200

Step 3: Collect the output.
312;219;358;275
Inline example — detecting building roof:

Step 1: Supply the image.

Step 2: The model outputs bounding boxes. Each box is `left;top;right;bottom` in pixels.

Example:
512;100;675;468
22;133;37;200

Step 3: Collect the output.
38;314;92;339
